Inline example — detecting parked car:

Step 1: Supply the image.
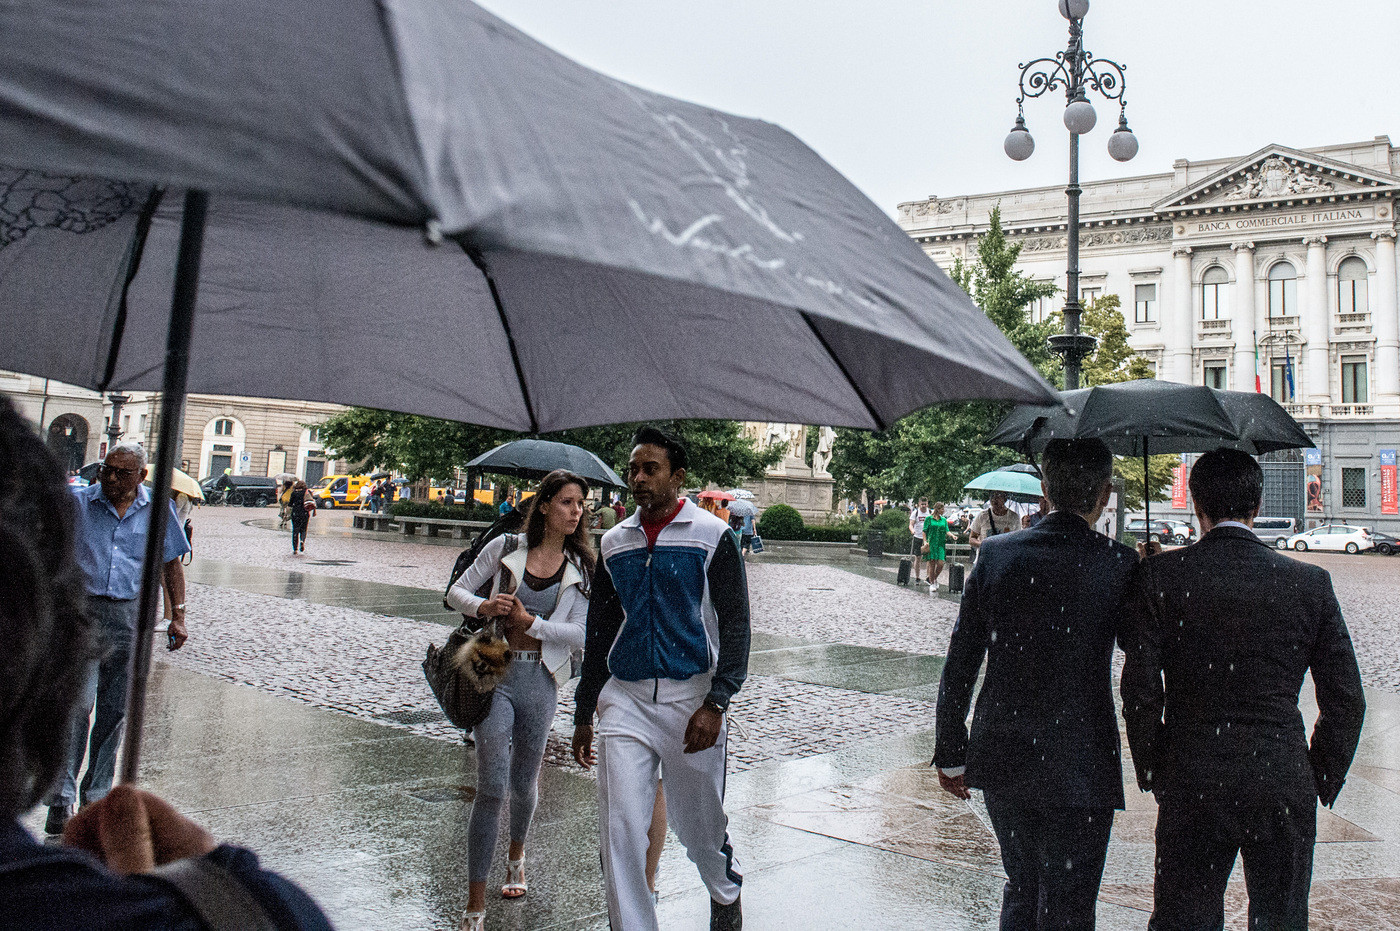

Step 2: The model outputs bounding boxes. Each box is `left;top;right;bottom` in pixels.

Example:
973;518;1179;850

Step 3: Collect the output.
1125;519;1179;545
1253;516;1300;548
1367;529;1399;555
1160;520;1196;546
1283;523;1375;554
208;474;279;507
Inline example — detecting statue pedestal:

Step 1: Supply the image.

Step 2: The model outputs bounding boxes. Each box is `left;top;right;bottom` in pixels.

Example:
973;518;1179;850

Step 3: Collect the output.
748;472;834;523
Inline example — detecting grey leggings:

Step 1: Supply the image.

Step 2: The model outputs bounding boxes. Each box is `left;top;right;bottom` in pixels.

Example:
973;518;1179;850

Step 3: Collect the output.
468;658;557;882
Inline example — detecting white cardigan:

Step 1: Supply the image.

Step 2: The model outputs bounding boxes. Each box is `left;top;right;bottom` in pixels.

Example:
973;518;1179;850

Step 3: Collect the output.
445;534;588;686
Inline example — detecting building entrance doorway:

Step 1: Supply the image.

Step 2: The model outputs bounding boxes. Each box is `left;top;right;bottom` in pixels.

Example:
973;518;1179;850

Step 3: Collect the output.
46;414;89;474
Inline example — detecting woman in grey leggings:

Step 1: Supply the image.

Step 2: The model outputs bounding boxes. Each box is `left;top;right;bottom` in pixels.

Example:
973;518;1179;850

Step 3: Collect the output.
446;471;593;931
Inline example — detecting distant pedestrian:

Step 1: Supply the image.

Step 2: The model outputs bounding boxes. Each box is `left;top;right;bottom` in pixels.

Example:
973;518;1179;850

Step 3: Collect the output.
447;471;592;931
738;509;755;555
908;498;931;568
573;426;749;931
1121;449;1366;930
289;480;315;554
969;490;1018;555
934;439;1137;930
45;441;190;836
357;481;372;511
499;493;515;517
278;481;294;529
921;502;949;588
611;495;626;522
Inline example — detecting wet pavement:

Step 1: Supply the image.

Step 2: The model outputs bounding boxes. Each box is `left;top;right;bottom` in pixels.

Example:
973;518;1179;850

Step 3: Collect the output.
20;507;1400;929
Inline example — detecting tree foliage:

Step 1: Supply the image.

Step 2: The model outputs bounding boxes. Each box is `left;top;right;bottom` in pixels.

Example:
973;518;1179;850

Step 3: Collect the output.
1077;293;1176;511
315;411;782;490
830;205;1059;505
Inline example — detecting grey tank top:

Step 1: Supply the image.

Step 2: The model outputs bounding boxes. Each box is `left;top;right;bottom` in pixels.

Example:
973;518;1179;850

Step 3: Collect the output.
517;561;565;619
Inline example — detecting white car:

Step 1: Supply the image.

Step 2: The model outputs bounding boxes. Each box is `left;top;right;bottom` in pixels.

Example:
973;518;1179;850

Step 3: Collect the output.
1283;524;1375;554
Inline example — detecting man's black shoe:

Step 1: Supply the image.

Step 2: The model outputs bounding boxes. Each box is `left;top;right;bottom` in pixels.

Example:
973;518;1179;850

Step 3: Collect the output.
710;895;742;931
44;805;72;836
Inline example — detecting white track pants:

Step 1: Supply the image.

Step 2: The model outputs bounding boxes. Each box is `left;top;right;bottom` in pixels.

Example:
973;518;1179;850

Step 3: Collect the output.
596;680;742;931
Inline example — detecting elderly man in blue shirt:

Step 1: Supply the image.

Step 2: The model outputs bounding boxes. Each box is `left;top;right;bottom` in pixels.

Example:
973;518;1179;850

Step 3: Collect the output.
44;441;190;837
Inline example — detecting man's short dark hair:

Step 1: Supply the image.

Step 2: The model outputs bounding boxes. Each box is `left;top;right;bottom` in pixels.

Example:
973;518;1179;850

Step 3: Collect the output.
1189;448;1263;523
632;425;688;473
1042;439;1113;516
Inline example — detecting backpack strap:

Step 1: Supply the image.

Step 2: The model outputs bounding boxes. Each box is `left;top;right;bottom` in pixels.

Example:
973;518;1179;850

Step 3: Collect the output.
149;857;278;931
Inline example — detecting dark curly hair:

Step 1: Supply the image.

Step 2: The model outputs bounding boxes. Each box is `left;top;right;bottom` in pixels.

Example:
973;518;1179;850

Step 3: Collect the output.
0;395;93;819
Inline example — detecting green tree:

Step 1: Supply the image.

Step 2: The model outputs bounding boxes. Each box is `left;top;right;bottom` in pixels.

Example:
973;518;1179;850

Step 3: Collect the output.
830;205;1059;504
1078;293;1175;511
316;411;781;489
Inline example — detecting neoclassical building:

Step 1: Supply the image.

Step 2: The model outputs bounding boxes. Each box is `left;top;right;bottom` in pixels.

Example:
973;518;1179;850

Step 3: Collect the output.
898;136;1400;528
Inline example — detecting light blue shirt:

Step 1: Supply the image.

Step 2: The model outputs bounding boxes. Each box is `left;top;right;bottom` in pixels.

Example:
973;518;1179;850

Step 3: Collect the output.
72;483;191;599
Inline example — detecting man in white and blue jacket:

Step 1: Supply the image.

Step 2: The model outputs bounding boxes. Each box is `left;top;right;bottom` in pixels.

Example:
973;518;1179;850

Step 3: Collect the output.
573;426;750;931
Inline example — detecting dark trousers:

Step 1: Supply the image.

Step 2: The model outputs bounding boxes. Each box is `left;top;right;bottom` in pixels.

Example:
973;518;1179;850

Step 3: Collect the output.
1149;798;1316;931
291;520;308;551
984;794;1114;931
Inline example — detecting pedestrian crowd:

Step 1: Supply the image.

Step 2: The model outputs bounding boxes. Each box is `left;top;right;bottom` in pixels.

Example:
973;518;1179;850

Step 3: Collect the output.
0;397;1369;931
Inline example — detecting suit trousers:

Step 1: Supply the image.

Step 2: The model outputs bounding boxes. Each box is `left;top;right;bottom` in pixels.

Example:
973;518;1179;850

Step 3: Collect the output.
983;794;1115;931
1149;798;1316;931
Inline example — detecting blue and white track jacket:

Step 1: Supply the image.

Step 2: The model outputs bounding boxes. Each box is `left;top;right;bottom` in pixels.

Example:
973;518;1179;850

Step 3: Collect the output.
574;499;751;723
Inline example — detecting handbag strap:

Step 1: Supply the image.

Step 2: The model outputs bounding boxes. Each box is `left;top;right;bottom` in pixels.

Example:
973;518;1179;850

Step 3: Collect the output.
150;857;277;931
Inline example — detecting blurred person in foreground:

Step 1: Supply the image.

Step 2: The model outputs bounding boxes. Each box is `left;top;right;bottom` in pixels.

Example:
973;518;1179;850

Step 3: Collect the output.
934;439;1138;930
1122;448;1365;930
44;439;189;837
0;395;331;930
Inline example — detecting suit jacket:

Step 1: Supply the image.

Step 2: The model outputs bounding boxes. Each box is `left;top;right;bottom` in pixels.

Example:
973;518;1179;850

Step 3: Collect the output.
1121;525;1366;808
933;511;1138;808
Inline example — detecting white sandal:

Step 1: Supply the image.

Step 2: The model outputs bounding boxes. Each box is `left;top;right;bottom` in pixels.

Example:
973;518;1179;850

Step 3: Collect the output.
502;857;527;899
459;912;485;931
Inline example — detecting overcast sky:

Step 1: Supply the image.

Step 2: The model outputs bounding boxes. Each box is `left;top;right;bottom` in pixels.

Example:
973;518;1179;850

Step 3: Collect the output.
476;0;1399;215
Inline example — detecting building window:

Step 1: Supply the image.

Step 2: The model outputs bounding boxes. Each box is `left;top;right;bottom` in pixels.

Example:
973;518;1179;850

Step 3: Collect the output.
1201;266;1229;320
1203;363;1227;390
1134;283;1157;323
1341;356;1368;404
307;426;321;444
1270;360;1295;402
1338;256;1369;315
1081;286;1102;305
213;418;235;436
1268;262;1296;317
1341;467;1367;508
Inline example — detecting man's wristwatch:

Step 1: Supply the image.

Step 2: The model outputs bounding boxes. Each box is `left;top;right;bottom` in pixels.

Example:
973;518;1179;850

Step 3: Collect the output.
702;699;726;715
172;603;186;613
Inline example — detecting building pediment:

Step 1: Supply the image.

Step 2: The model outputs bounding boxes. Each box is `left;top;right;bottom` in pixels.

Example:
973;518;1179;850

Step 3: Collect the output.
1154;144;1400;214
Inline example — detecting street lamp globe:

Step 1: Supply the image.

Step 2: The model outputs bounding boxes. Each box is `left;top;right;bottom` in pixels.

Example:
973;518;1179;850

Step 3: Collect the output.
1004;117;1035;161
1108;115;1139;161
1063;97;1097;135
1058;0;1089;20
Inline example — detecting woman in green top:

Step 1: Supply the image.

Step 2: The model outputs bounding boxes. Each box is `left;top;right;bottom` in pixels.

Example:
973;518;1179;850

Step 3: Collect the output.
922;502;950;589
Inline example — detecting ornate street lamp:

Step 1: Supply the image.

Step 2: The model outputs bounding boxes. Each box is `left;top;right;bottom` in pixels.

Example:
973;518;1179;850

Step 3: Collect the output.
1003;0;1138;389
106;391;130;451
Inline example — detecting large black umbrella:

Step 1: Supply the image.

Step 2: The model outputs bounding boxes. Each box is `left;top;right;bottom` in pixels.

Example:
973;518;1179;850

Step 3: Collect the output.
466;440;624;488
0;1;1057;784
988;380;1314;522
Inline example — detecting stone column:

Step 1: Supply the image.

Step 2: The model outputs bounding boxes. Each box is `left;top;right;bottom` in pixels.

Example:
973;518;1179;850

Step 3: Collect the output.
1304;236;1330;403
1373;230;1399;407
1231;242;1256;390
1169;247;1194;384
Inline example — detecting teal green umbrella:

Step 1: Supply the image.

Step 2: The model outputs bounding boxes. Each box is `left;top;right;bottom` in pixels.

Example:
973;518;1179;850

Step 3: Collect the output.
964;466;1043;504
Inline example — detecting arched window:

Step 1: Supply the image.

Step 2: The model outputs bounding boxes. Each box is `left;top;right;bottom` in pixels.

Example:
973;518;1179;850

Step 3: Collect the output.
1268;262;1296;317
1338;256;1369;315
213;418;235;436
1201;266;1229;320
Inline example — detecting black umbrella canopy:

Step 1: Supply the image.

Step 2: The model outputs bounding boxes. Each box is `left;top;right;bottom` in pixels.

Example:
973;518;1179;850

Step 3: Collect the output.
466;440;625;488
987;380;1313;458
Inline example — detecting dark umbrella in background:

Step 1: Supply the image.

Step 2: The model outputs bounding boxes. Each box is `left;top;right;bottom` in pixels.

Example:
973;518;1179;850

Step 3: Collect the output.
466;439;624;489
0;0;1060;785
988;379;1314;523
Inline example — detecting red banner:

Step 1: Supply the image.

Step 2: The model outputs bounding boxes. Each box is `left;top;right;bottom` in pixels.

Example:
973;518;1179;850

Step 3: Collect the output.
1382;449;1397;515
1171;464;1189;509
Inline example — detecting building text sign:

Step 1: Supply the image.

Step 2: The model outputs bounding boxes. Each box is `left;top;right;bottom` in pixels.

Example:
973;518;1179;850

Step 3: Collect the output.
1181;205;1376;238
1382;449;1397;516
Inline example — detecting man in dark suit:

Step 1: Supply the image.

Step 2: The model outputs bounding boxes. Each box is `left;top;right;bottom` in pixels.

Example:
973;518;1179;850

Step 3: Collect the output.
934;439;1138;930
1122;448;1366;930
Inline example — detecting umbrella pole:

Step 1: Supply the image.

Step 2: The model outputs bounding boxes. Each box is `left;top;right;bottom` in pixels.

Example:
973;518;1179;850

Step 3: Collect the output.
1142;436;1150;527
119;189;209;785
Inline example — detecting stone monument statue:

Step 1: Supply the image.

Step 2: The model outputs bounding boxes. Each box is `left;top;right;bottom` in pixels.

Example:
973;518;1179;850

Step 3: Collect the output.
812;426;835;477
